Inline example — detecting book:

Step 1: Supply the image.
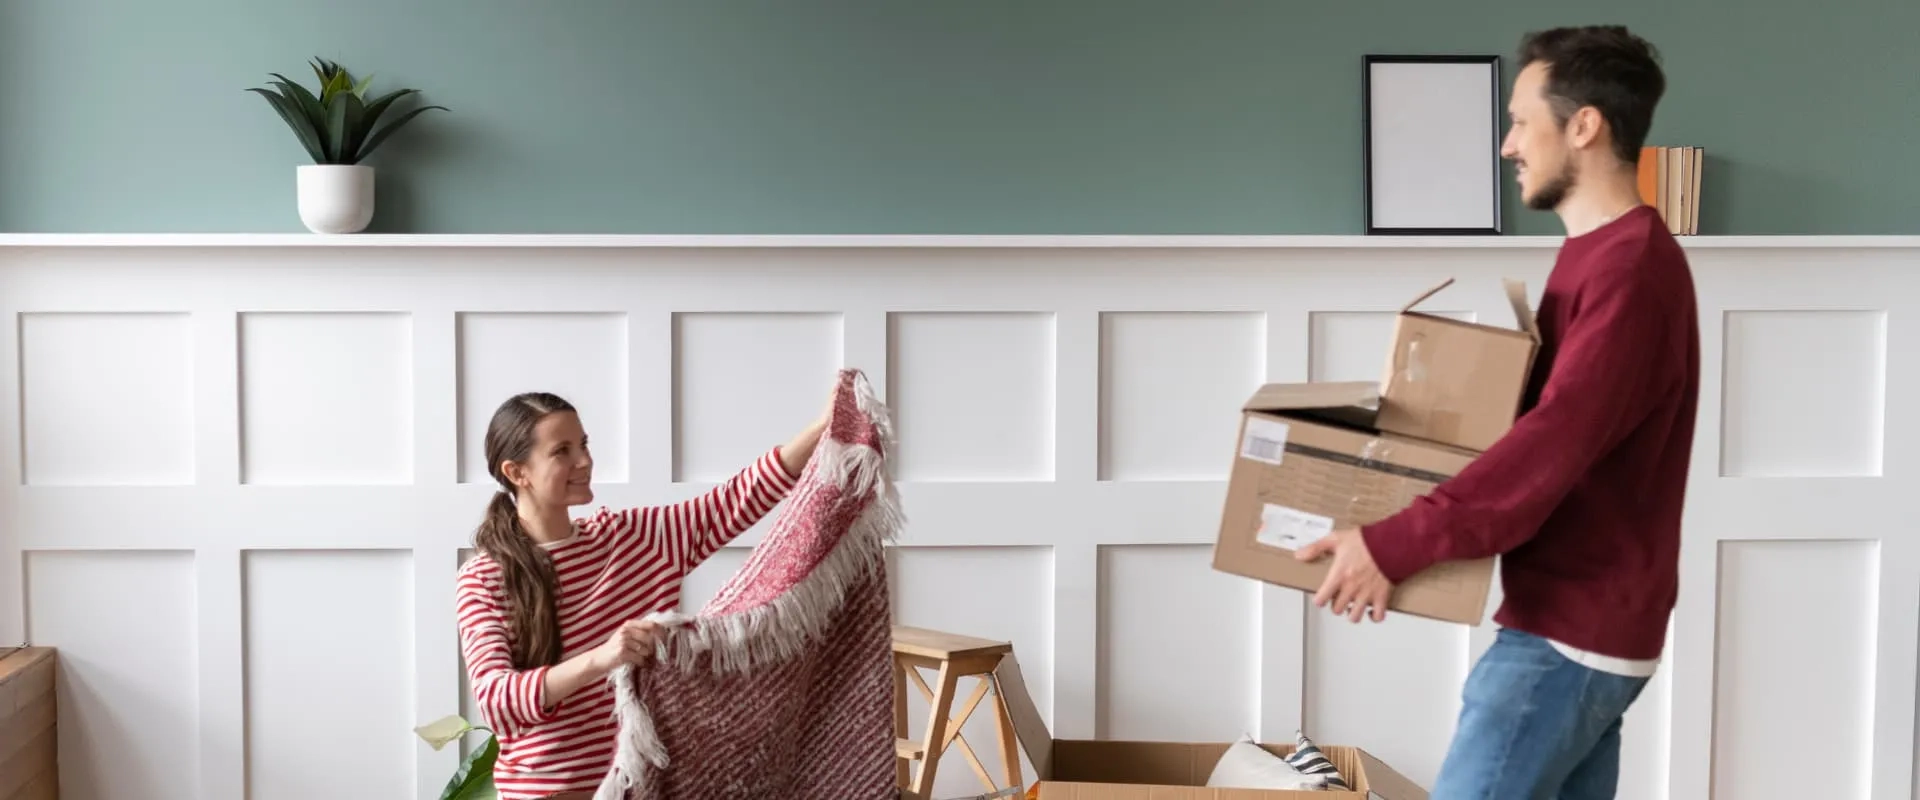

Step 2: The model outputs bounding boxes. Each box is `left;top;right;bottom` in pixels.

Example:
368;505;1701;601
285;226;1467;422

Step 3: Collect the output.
1637;145;1702;234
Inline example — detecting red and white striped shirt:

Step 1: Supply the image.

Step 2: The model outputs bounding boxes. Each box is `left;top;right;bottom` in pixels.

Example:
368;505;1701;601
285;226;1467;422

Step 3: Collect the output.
455;447;799;799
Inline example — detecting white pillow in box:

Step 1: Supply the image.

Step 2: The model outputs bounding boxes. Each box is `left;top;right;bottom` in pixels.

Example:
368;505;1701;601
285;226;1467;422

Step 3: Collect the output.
1204;733;1329;790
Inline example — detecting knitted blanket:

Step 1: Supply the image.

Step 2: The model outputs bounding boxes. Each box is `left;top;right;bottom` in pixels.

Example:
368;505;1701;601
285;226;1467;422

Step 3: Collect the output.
593;367;902;800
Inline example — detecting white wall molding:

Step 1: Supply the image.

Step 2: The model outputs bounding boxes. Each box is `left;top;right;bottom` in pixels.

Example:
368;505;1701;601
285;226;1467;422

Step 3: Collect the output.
2;232;1919;250
1;239;1912;800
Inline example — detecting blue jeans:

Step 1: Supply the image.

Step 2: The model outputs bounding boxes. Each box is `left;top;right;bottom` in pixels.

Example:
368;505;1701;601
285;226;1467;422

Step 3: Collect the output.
1430;628;1651;800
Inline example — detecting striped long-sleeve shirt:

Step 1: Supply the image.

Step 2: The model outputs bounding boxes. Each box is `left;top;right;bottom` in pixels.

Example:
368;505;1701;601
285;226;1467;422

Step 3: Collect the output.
455;447;799;799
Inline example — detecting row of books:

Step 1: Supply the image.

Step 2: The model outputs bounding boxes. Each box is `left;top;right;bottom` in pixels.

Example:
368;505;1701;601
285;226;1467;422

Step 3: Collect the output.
1637;145;1702;235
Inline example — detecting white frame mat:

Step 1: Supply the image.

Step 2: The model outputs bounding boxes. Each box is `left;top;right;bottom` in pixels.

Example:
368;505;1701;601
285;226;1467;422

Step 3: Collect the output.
1362;55;1504;235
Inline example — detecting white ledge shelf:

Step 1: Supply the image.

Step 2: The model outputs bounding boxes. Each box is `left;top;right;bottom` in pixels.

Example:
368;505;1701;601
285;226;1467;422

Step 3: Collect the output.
0;233;1915;249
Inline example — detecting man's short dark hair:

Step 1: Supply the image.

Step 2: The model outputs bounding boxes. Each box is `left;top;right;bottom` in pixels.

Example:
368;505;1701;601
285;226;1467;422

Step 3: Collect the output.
1516;25;1666;165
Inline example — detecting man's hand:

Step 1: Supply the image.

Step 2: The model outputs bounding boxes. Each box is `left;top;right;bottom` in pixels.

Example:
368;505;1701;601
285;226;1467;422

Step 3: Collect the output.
1294;528;1393;623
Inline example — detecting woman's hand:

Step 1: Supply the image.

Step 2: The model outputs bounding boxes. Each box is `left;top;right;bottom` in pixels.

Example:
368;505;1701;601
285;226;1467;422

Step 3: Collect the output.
588;619;665;674
778;381;837;476
541;617;668;709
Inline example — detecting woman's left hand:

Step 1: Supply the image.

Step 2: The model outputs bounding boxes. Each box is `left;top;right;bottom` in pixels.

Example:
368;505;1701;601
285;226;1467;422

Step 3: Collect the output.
778;381;835;476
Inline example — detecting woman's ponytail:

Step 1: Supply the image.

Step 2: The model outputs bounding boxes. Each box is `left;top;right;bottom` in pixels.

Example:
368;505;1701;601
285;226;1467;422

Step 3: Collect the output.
471;392;576;670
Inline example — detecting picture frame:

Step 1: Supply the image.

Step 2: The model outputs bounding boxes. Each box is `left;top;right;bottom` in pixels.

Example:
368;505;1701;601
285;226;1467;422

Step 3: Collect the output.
1361;54;1505;235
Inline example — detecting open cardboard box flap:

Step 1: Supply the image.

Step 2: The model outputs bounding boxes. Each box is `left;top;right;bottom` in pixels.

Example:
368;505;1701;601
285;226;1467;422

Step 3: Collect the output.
1375;277;1542;452
1241;380;1382;414
1240;380;1385;433
1395;277;1539;342
994;653;1427;799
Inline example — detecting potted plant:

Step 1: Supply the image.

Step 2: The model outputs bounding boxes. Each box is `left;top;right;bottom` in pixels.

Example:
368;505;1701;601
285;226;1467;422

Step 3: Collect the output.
414;714;499;800
248;58;447;233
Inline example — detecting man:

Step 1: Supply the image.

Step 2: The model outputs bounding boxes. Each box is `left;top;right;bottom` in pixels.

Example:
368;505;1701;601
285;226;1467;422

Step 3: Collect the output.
1293;25;1698;799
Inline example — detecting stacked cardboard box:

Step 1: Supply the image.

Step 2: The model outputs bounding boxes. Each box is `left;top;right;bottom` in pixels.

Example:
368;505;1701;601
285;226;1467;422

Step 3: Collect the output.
1213;277;1540;625
0;647;58;800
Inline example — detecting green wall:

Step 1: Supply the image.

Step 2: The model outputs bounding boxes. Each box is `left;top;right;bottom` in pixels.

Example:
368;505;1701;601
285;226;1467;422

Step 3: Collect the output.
2;0;1913;235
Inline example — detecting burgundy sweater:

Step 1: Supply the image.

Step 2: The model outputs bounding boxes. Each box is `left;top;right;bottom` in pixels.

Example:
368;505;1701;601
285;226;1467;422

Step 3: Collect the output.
1361;205;1699;661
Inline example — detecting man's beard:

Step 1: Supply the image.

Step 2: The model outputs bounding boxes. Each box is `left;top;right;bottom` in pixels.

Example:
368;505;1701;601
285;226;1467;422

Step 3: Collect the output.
1525;159;1578;211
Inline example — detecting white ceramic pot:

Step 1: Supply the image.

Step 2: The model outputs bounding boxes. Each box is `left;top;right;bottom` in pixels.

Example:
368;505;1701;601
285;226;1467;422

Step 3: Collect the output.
296;164;375;234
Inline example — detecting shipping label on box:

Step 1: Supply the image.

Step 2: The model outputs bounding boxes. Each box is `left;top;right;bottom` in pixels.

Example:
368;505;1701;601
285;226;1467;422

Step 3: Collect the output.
1212;380;1494;626
1374;277;1540;452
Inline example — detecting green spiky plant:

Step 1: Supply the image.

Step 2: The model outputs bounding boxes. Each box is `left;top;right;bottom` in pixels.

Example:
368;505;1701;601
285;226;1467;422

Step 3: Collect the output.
248;58;447;165
414;715;499;800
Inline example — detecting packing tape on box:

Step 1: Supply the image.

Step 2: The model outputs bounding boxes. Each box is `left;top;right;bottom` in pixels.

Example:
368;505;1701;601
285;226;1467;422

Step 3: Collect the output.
1346;437;1394;527
1384;333;1466;444
1379;332;1428;422
1380;332;1430;399
1400;334;1429;384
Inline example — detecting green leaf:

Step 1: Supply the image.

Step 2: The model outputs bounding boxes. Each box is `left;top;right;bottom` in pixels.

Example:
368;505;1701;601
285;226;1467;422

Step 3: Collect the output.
357;87;419;131
272;82;329;158
334;92;370;164
269;74;332;159
324;94;349;162
309;58;352;99
355;103;447;162
324;69;353;104
255;61;439;164
440;733;499;800
269;73;326;122
246;87;326;162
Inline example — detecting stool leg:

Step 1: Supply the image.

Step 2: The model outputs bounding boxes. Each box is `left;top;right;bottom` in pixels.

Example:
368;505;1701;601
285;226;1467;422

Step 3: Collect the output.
911;661;960;798
989;672;1023;788
894;655;911;788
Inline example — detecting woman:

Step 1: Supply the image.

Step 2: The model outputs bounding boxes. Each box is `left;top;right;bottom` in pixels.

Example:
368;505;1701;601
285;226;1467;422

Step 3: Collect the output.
455;387;830;800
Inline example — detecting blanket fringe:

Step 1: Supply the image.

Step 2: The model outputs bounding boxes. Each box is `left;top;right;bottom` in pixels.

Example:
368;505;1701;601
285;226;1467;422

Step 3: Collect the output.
596;368;903;799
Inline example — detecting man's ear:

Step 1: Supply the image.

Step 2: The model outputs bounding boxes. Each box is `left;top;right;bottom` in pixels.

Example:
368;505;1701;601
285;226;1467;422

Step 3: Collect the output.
1566;105;1605;151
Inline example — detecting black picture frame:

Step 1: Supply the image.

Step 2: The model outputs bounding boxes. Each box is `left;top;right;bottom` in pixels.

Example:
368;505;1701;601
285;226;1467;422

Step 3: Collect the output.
1361;54;1504;235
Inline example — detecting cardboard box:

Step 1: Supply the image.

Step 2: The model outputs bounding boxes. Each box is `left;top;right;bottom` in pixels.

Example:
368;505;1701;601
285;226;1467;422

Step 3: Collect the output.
1374;277;1540;452
1211;381;1494;625
991;654;1427;800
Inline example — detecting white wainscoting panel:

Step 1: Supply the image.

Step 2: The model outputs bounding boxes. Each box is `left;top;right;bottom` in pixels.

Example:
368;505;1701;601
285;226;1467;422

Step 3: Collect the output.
1720;309;1887;478
457;312;630;485
1098;311;1265;481
1097;544;1258;742
19;312;195;486
888;311;1056;482
1712;539;1879;800
0;236;1913;800
240;311;415;485
23;550;199;800
244;549;417;800
672;311;844;483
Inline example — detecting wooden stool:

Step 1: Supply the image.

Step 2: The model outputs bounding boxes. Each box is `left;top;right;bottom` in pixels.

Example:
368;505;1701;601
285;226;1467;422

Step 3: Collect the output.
0;647;58;800
892;625;1023;800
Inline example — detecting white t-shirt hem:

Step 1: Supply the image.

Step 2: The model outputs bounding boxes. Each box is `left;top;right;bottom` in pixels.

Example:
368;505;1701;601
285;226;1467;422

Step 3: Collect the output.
1547;637;1661;678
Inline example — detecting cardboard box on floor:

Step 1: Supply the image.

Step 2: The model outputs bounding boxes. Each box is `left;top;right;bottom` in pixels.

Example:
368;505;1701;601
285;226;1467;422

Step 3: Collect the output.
1374;277;1540;452
1211;380;1494;625
988;653;1427;800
